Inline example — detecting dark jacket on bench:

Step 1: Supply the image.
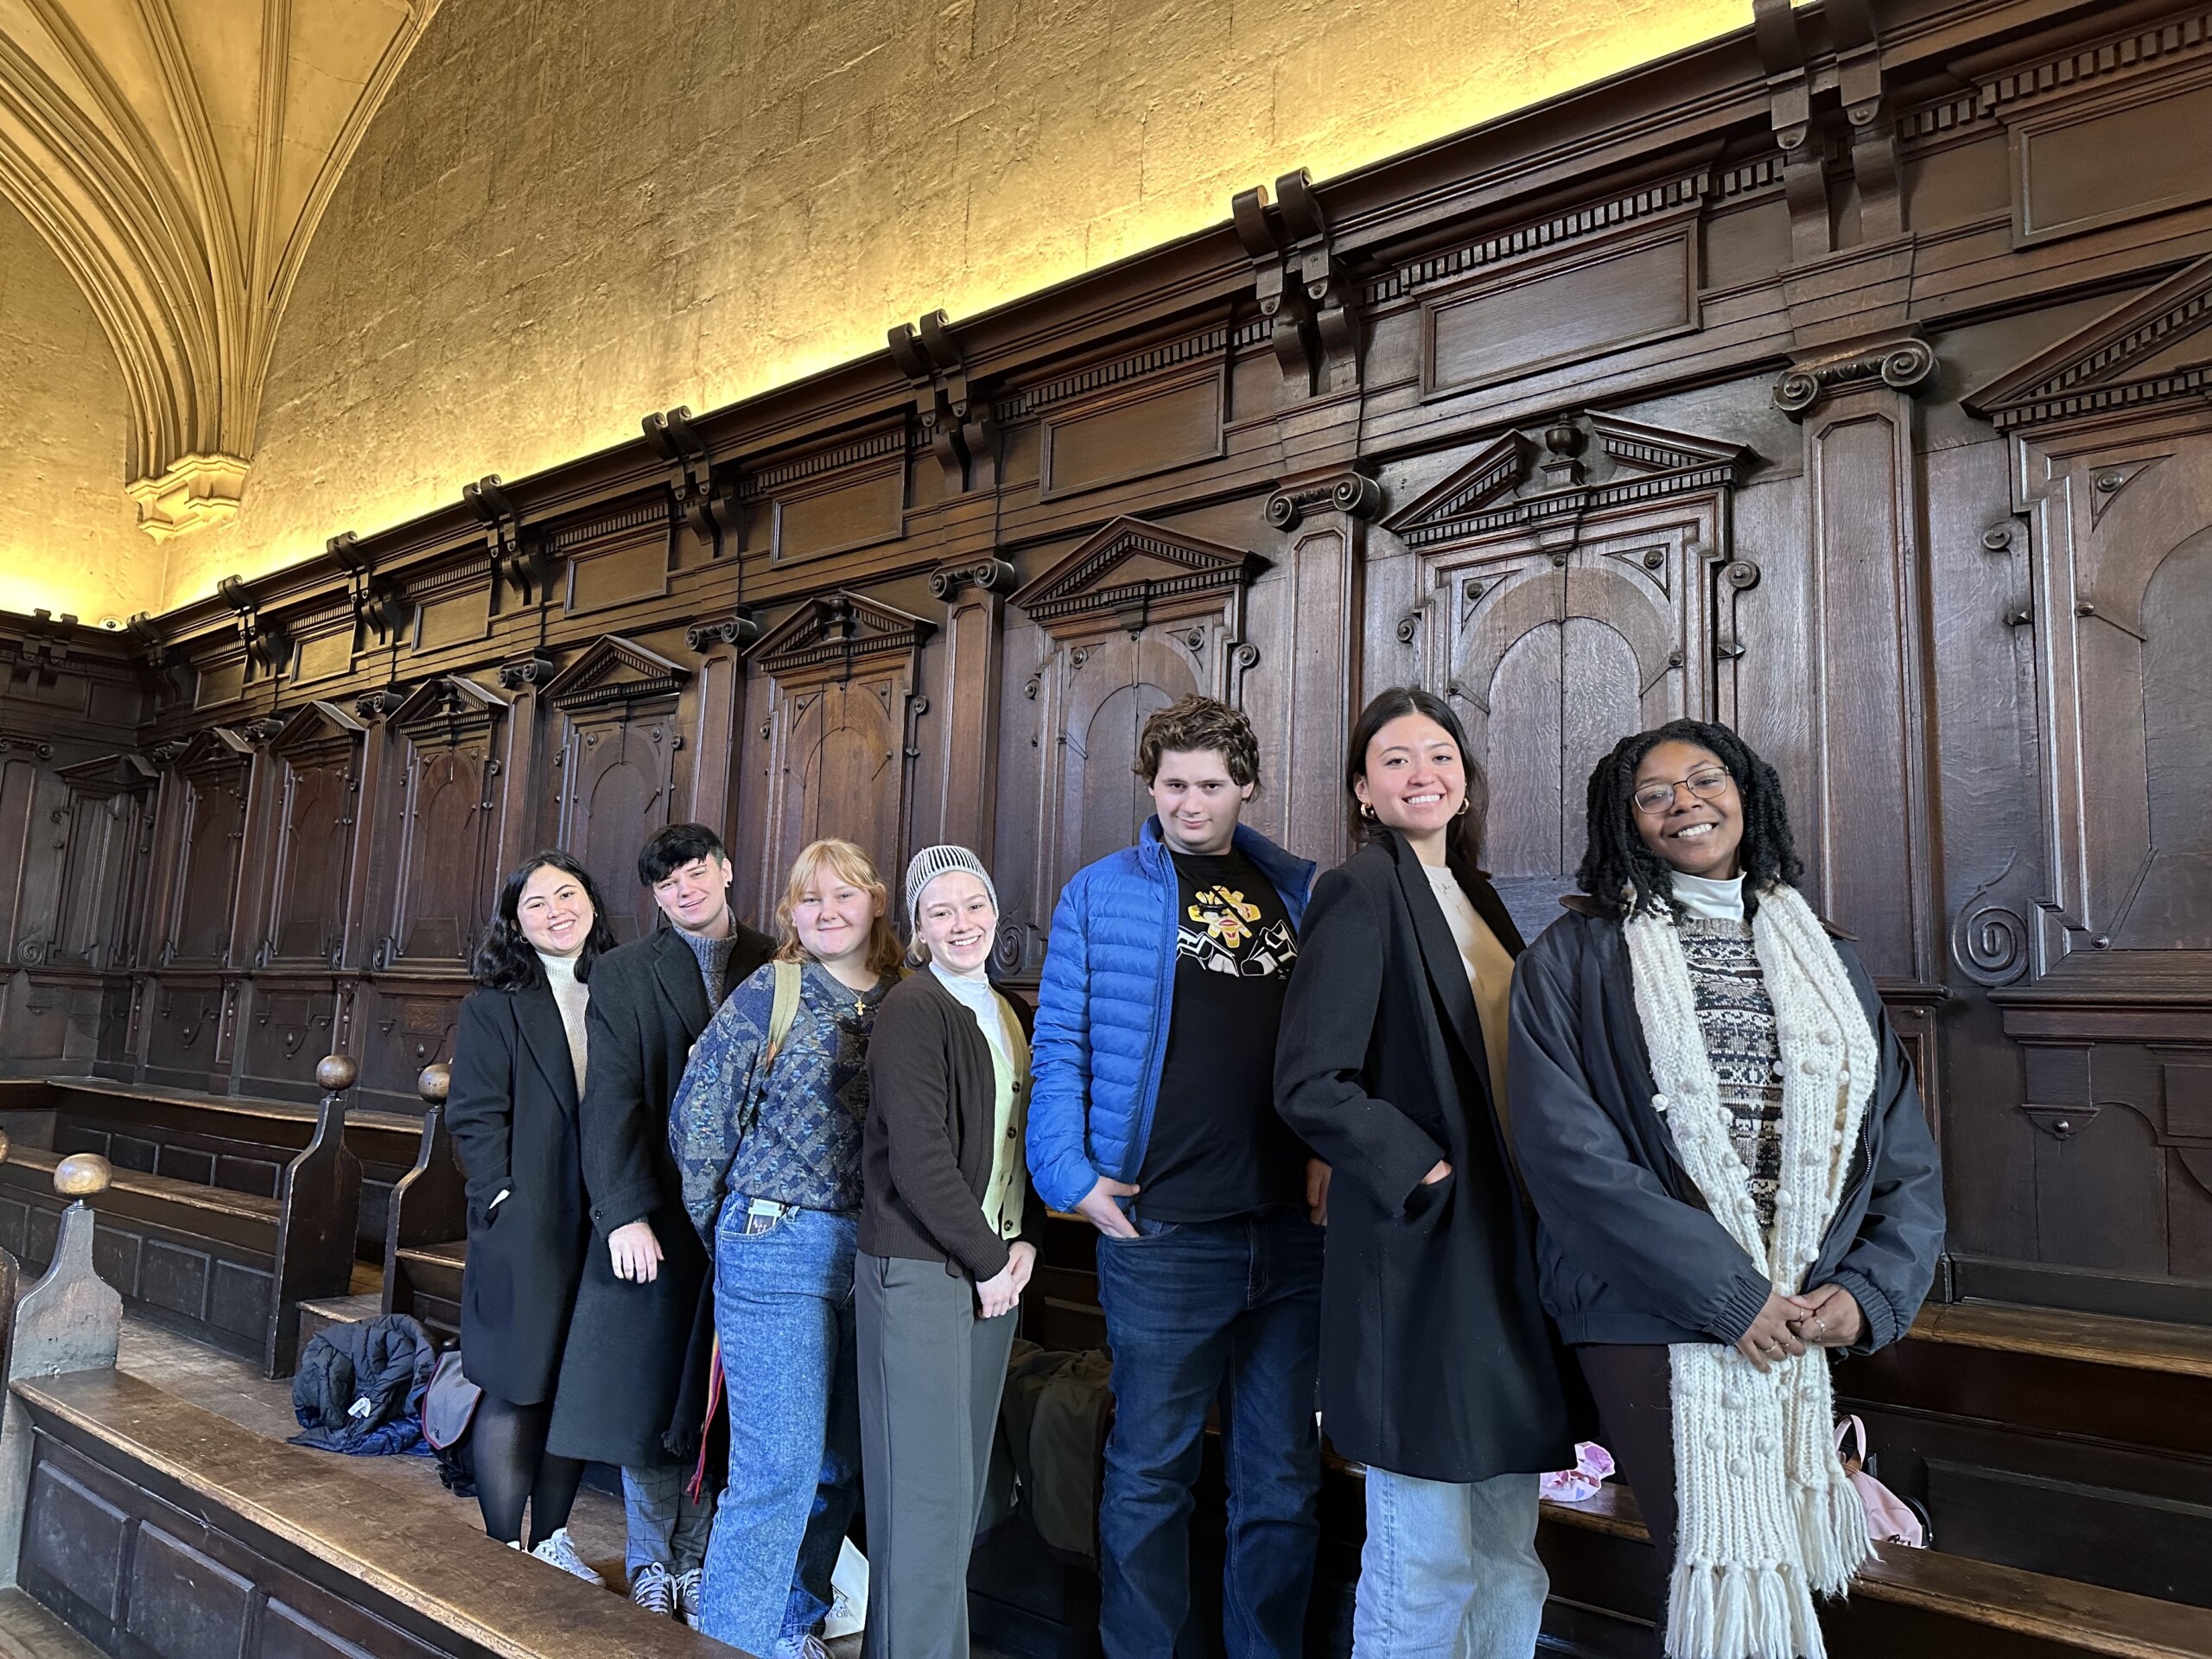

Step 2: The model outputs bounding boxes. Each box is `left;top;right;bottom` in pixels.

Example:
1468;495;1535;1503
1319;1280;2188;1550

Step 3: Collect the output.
449;982;588;1407
551;918;772;1469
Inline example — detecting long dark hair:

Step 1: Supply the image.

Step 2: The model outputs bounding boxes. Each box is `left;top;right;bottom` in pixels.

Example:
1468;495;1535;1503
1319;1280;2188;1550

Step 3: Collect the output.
1345;686;1489;880
472;850;620;990
1576;719;1804;920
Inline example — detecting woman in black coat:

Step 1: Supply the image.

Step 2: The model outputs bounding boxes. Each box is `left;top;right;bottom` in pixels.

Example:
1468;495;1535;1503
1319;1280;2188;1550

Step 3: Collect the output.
1509;721;1942;1659
1275;687;1585;1659
448;849;617;1580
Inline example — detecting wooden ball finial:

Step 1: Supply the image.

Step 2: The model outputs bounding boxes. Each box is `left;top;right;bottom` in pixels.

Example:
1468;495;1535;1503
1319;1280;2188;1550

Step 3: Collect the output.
417;1062;451;1105
316;1053;359;1092
54;1153;112;1197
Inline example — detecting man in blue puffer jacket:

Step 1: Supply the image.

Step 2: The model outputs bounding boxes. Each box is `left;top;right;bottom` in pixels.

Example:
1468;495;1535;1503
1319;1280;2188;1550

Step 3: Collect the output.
1028;693;1325;1659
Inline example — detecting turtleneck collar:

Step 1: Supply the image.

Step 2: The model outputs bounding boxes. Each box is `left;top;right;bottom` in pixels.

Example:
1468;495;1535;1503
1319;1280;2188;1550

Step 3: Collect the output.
536;948;582;981
1670;869;1745;922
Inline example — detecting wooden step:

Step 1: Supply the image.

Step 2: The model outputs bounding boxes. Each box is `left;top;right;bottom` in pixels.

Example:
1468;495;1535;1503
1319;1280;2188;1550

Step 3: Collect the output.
296;1291;388;1356
1538;1482;2212;1658
390;1240;466;1343
10;1369;715;1658
1904;1298;2212;1379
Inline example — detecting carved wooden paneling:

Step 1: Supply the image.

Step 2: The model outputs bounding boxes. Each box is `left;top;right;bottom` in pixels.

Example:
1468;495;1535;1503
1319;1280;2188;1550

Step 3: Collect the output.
1386;416;1752;940
552;497;675;615
48;754;158;973
543;637;690;942
925;558;1017;860
378;677;509;969
0;734;67;971
1040;365;1225;499
255;702;365;969
741;430;909;568
747;593;933;908
150;729;253;969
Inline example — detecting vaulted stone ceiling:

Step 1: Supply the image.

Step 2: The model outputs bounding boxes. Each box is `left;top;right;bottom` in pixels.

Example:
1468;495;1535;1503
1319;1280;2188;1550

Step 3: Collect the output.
0;0;441;539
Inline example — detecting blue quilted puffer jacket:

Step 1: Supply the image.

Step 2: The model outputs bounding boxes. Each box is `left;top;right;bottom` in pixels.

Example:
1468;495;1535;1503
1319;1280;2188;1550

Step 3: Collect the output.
1027;817;1315;1213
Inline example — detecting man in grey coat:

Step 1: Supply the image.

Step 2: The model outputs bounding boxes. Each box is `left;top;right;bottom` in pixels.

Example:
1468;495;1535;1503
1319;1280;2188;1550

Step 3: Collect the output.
547;822;773;1625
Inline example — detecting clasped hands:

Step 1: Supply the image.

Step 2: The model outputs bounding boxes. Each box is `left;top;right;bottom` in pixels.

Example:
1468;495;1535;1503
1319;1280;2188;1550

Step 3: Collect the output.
1735;1283;1865;1371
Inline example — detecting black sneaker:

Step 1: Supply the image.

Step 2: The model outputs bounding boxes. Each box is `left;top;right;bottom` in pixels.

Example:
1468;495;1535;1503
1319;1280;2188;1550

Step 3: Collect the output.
630;1562;675;1617
674;1567;702;1627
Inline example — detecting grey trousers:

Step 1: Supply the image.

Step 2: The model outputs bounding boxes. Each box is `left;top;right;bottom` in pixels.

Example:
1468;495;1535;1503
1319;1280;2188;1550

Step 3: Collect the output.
855;1250;1018;1659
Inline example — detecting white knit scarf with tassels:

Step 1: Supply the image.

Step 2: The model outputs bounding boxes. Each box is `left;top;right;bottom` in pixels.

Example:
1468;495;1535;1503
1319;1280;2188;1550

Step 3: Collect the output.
1622;881;1879;1659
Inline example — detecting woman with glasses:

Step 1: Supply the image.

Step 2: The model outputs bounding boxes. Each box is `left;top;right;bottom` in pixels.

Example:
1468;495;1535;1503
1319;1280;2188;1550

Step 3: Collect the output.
669;839;904;1659
1509;720;1943;1659
1274;687;1585;1658
856;844;1039;1657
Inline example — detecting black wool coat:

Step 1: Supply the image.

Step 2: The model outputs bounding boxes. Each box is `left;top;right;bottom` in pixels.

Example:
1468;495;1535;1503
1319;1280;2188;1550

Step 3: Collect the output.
1274;831;1588;1484
448;983;590;1406
549;920;773;1467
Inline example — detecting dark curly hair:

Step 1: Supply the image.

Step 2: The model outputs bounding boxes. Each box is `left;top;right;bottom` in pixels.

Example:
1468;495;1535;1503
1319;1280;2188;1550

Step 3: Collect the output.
1577;719;1803;920
1346;686;1488;872
1135;694;1262;790
472;850;620;990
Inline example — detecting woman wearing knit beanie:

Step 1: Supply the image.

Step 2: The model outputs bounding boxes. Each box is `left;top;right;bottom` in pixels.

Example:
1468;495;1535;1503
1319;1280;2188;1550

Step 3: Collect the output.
1510;721;1945;1659
855;844;1040;1657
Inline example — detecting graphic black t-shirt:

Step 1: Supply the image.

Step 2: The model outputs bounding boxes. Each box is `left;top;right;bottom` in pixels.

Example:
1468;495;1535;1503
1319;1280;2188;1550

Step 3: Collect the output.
1138;849;1306;1223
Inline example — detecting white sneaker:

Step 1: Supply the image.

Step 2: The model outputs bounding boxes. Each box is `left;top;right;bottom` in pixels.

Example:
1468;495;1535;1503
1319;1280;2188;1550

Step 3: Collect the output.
631;1561;676;1617
529;1528;606;1587
674;1567;703;1627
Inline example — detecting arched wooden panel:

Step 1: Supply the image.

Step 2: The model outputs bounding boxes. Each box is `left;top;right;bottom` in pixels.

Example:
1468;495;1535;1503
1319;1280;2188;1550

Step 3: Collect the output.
383;678;509;969
2115;530;2212;949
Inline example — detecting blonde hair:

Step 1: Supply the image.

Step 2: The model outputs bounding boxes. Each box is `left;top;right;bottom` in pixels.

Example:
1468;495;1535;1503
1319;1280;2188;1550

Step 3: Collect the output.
773;839;904;979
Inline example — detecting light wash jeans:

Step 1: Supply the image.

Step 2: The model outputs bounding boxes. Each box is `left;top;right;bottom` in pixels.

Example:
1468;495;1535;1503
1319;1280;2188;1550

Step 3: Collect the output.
696;1198;861;1658
620;1460;714;1580
1351;1466;1548;1659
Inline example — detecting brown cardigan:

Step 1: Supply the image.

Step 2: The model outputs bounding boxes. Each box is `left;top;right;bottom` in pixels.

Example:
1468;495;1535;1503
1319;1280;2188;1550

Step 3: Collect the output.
861;969;1040;1281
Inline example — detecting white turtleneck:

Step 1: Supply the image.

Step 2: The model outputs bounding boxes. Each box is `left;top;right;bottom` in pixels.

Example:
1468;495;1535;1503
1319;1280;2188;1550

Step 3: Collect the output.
1670;870;1746;922
537;949;590;1091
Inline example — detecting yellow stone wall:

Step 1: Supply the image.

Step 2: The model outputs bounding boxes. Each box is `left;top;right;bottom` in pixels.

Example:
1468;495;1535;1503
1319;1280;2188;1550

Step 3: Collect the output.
3;0;1762;614
0;196;160;623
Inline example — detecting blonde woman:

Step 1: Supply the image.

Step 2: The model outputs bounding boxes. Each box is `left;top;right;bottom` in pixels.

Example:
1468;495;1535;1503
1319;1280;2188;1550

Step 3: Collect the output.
669;839;904;1659
857;845;1039;1657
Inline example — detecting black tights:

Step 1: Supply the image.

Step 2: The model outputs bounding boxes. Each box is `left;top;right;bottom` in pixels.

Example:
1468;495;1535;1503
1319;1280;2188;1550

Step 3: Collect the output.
472;1396;586;1549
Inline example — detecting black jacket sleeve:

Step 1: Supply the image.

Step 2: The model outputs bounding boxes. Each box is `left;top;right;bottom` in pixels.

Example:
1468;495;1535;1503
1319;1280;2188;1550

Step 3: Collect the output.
871;988;1013;1282
446;992;514;1227
577;958;664;1236
1507;925;1772;1344
1825;958;1945;1352
1274;865;1452;1216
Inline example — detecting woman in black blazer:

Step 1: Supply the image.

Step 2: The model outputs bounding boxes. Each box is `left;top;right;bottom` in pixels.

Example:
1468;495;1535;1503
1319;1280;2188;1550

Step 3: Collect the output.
1275;687;1585;1659
448;849;618;1580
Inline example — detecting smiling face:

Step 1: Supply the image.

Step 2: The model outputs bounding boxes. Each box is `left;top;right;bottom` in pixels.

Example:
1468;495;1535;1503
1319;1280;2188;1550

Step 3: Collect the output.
1353;714;1467;847
916;869;996;976
516;862;594;958
651;853;734;938
1632;739;1745;879
1148;747;1252;857
791;863;884;971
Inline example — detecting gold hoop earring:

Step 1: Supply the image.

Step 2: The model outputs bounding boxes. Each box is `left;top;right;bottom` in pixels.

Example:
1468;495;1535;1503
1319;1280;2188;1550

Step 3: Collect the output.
1358;801;1376;821
1453;798;1471;817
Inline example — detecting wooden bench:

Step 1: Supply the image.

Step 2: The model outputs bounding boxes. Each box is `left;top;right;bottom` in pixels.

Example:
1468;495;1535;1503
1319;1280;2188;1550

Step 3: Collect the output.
0;1057;365;1376
10;1359;723;1657
379;1061;468;1344
1834;1298;2212;1611
14;1074;424;1259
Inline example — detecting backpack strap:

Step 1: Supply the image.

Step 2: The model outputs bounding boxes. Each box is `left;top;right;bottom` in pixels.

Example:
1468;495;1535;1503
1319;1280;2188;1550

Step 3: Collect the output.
764;958;802;1069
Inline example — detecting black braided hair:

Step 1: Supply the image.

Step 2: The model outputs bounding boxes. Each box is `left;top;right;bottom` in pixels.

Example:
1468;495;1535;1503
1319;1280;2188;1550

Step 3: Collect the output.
1575;719;1804;920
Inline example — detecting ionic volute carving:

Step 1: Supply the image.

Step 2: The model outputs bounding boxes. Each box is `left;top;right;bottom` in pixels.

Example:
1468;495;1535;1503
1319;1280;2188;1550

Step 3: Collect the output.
928;557;1018;601
1232;168;1359;395
1772;339;1936;419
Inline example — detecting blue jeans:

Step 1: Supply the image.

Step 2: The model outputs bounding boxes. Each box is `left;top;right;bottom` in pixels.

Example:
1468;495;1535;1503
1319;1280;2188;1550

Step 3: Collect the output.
697;1200;862;1657
1092;1208;1325;1659
620;1459;714;1579
1351;1467;1547;1659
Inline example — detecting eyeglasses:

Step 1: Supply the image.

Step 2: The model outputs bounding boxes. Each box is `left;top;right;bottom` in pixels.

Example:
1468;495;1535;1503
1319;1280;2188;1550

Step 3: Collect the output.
1632;768;1733;816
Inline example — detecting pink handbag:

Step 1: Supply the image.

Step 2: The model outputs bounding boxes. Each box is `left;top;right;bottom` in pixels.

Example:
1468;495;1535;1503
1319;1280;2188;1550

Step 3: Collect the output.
1835;1414;1927;1548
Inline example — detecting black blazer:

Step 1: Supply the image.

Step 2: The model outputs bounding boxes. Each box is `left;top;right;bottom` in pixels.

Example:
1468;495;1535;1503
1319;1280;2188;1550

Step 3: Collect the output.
448;982;589;1406
861;970;1041;1282
1274;831;1586;1483
549;919;773;1467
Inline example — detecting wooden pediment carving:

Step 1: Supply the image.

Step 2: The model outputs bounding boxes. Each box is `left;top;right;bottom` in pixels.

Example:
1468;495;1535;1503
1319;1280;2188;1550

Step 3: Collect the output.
55;751;159;796
1964;253;2212;432
151;726;252;777
269;699;367;760
388;675;508;741
1384;415;1751;550
540;634;690;712
750;591;934;681
1009;516;1268;639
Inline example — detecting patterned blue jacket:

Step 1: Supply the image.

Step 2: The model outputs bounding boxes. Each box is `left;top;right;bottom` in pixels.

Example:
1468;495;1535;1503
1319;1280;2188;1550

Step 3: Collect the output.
1025;817;1314;1213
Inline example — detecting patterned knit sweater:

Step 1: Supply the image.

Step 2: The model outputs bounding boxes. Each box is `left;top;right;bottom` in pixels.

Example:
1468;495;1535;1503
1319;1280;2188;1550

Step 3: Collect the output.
669;959;891;1230
1678;917;1785;1238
